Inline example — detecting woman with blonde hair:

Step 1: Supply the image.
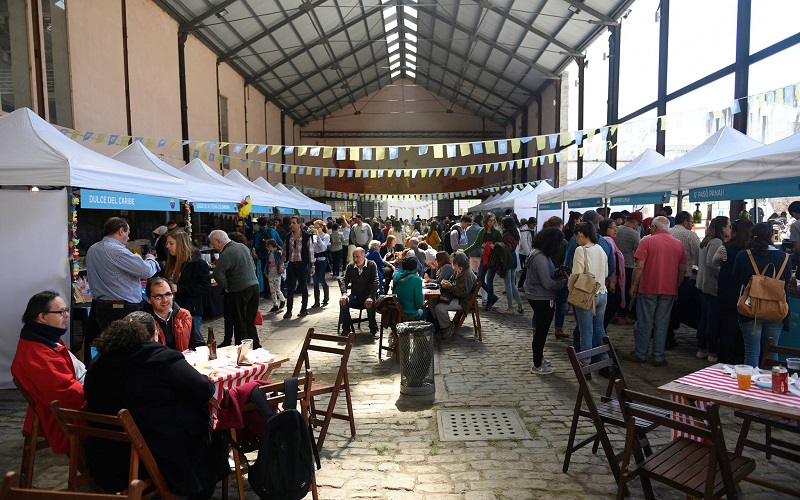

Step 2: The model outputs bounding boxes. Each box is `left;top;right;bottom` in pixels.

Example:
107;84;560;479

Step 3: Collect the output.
163;231;210;333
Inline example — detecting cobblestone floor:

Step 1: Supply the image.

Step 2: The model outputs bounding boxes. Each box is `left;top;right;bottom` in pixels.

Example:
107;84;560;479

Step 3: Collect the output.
1;274;798;498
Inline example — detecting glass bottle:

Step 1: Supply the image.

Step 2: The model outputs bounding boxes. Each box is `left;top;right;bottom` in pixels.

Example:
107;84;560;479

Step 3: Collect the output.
207;327;217;360
693;204;702;224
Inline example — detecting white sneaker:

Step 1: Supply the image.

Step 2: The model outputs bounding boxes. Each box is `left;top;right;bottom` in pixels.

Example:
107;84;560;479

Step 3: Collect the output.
530;363;555;375
499;307;515;315
696;349;709;359
541;358;552;367
707;354;718;363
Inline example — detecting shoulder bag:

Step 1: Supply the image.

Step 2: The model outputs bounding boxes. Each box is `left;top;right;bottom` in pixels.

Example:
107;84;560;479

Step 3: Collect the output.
567;246;601;314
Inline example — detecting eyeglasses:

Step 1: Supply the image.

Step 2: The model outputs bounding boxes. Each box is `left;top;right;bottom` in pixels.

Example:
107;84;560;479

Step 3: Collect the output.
149;292;174;300
45;309;69;317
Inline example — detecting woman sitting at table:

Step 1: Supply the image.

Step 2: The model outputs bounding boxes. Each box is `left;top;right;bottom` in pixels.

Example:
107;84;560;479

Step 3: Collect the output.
84;313;224;499
392;256;425;320
425;251;454;285
11;291;86;456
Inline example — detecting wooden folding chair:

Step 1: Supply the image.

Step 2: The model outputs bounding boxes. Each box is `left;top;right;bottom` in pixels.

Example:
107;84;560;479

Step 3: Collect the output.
12;378;51;489
293;328;357;451
378;295;410;362
450;282;482;341
614;380;756;500
48;401;174;499
563;337;663;489
336;277;367;335
1;471;144;499
220;371;317;500
732;338;800;495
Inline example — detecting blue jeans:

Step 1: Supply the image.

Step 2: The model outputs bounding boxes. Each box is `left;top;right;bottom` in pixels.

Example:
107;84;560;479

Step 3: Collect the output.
634;293;675;363
740;319;782;367
313;259;329;292
504;268;523;308
192;315;202;337
575;292;608;363
697;291;719;353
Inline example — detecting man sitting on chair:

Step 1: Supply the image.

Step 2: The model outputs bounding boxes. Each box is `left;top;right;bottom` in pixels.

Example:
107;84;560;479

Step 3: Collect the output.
339;247;380;339
432;252;477;338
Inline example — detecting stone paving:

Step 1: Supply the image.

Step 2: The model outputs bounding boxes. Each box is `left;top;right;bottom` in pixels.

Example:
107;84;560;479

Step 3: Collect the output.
1;274;799;499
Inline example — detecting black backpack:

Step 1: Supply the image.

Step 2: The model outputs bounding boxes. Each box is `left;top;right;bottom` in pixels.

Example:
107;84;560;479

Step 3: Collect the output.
247;377;321;500
443;224;460;254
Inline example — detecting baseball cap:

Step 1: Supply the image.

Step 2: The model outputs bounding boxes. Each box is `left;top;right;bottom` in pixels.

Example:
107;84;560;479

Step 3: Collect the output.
627;212;643;223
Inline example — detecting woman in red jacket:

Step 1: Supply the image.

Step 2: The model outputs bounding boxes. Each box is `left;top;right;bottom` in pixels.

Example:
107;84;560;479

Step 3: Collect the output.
11;291;86;455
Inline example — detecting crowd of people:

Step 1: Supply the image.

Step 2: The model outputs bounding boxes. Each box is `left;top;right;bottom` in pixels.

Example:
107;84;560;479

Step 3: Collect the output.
9;202;800;497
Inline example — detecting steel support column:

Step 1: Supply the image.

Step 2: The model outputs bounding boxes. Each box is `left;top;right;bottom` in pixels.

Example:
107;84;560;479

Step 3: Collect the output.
730;0;751;220
535;94;543;183
521;108;529;183
280;110;287;184
178;33;190;163
655;0;669;214
606;25;621;169
577;56;586;179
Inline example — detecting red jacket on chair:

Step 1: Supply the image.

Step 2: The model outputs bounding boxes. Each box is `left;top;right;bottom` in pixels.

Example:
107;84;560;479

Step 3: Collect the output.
11;339;86;454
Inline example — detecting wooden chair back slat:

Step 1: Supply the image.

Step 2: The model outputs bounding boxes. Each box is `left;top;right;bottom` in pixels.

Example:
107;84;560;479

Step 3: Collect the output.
12;378;51;489
760;337;800;368
49;402;174;499
378;295;409;362
292;328;357;451
1;471;145;499
613;380;750;499
451;282;483;341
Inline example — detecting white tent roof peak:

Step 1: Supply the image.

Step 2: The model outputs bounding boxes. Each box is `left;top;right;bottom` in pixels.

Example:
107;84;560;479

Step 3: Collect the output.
0;108;188;198
537;162;615;204
223;169;277;208
289;187;331;211
113;142;243;203
603;126;764;197
181;159;244;190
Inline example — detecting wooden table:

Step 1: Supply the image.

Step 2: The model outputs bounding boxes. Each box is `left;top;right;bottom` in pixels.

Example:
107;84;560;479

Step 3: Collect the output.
658;364;800;496
658;364;800;421
423;287;440;307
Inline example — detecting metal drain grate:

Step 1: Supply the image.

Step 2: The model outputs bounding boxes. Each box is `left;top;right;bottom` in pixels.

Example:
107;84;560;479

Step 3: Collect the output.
437;409;531;442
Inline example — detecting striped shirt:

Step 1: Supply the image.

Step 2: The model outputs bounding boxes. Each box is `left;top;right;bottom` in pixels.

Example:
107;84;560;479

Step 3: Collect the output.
86;237;160;303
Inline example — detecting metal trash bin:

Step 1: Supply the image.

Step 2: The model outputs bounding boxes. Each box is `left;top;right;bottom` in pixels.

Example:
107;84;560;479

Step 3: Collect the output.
396;321;435;395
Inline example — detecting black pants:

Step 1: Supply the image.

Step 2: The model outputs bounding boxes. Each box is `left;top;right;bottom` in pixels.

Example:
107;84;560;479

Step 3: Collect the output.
340;294;378;333
285;261;309;312
529;299;554;368
619;267;634;316
518;255;528;288
227;284;260;347
603;288;621;331
330;249;343;276
85;300;142;360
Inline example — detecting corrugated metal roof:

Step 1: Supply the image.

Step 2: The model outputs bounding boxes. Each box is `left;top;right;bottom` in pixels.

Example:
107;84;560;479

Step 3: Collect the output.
155;0;634;126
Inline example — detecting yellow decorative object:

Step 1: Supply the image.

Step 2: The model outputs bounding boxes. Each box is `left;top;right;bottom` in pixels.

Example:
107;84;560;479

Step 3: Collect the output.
238;196;252;218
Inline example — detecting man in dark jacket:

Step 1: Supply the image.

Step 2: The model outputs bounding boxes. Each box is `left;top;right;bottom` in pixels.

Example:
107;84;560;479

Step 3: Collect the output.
84;315;224;498
210;230;260;348
339;247;379;338
282;216;315;319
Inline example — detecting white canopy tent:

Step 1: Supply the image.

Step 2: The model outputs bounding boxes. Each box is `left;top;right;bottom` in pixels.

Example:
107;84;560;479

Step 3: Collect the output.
223;169;279;210
0;108;189;198
181;159;250;196
251;177;300;207
537;163;616;206
113;142;243;203
603;126;765;198
554;149;669;204
473;193;500;212
273;183;319;211
510;182;560;228
481;187;524;210
289;187;332;212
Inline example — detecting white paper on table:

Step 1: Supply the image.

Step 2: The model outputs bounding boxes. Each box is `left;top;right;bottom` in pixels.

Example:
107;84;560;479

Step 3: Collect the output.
246;348;275;364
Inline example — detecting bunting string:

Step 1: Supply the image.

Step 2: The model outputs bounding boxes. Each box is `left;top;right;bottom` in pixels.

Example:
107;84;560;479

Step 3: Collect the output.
57;81;800;166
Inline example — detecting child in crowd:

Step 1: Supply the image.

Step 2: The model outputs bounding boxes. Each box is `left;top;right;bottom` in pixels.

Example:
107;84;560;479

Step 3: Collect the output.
264;239;286;312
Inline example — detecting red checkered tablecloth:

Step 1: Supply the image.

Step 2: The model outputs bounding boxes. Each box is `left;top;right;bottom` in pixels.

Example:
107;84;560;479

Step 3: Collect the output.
674;366;800;408
207;362;268;402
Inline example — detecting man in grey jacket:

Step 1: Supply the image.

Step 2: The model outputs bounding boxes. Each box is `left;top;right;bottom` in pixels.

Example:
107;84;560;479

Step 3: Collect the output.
210;230;260;348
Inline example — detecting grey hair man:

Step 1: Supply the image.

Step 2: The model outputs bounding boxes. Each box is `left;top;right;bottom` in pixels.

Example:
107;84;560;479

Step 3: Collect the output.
628;216;687;367
210;229;260;348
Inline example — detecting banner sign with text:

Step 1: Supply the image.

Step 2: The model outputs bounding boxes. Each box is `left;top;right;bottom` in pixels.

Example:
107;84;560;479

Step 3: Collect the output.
538;202;562;211
610;191;671;205
192;202;238;213
81;189;176;211
251;205;274;214
567;197;604;209
689;177;800;202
